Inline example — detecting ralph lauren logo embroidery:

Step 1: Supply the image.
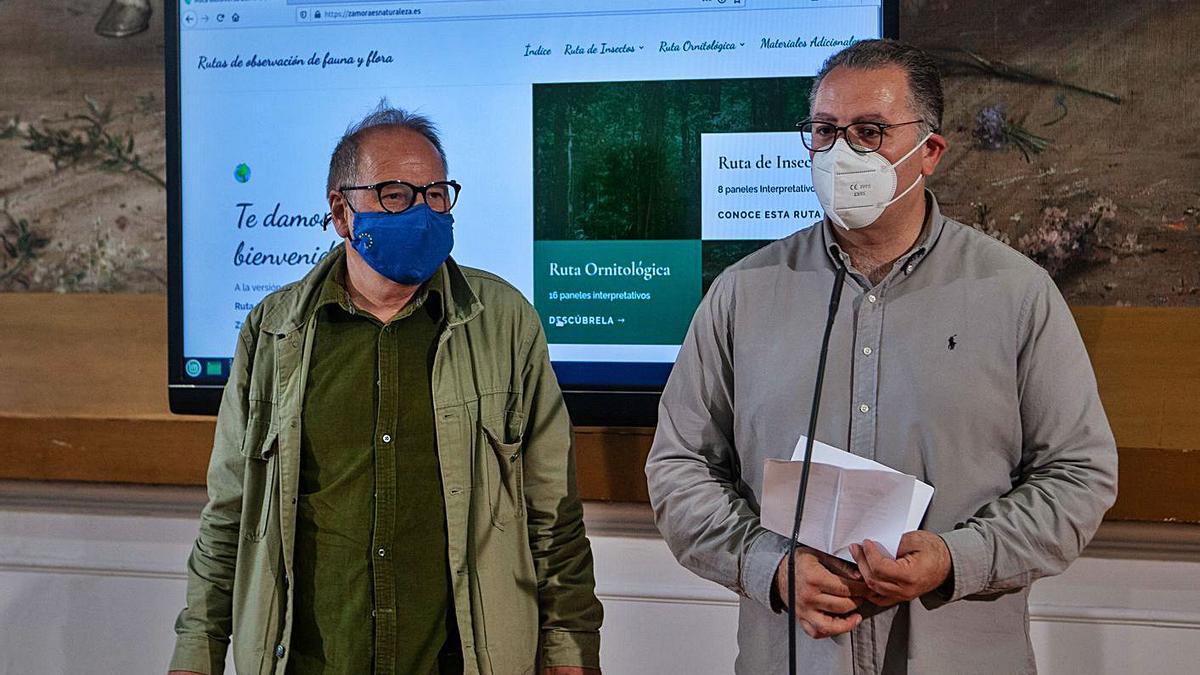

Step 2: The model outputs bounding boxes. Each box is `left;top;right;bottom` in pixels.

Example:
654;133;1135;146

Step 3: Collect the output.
948;335;957;350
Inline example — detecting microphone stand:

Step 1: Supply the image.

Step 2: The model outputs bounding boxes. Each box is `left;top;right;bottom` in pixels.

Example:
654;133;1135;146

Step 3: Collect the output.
787;262;847;675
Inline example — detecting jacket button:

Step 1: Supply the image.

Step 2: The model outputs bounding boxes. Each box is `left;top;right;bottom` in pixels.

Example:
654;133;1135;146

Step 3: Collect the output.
275;644;286;658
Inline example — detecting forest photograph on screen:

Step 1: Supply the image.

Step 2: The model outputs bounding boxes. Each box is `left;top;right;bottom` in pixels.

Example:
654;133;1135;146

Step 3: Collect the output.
531;76;812;346
533;76;812;240
533;74;812;289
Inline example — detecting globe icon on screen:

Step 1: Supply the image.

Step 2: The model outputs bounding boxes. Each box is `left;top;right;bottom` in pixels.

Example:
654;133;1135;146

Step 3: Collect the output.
234;163;251;183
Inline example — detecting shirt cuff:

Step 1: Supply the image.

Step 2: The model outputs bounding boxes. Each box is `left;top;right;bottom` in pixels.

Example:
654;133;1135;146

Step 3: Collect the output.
168;634;227;675
539;629;601;670
938;527;991;602
742;529;792;612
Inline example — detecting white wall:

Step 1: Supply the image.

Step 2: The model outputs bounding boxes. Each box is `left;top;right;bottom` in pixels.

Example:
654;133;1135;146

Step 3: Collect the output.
1;482;1198;675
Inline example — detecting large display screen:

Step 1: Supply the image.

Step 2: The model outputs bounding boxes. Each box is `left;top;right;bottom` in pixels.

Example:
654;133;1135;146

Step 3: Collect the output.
167;0;895;420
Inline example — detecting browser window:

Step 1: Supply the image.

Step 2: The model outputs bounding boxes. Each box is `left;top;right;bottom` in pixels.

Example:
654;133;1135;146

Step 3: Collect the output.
171;0;888;406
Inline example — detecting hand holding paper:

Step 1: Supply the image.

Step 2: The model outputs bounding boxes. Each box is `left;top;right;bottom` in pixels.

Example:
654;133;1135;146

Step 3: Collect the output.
771;548;867;639
850;532;953;607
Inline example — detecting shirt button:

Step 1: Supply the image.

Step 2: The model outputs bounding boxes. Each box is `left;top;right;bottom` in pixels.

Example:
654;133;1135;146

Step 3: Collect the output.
867;294;877;303
382;434;392;443
859;403;870;413
378;547;387;557
275;644;286;658
906;264;914;274
862;347;873;355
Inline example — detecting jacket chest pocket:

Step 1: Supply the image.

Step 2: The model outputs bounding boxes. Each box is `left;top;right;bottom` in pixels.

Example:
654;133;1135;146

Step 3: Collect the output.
240;405;279;542
480;410;526;530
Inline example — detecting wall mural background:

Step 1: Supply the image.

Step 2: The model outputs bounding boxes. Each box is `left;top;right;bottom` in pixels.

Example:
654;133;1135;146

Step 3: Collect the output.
1;0;1196;304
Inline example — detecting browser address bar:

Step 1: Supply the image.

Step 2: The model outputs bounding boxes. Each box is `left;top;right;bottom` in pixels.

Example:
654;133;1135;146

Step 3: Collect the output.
294;0;758;25
297;4;425;22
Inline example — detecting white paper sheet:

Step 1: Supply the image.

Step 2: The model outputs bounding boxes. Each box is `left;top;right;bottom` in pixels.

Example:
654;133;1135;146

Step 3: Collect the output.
759;436;935;562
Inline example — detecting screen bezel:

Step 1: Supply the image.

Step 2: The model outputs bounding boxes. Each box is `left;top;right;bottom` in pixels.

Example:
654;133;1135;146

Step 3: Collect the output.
166;0;901;422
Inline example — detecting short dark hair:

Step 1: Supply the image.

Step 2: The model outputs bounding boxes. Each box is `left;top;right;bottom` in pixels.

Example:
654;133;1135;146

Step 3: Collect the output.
326;100;448;195
810;39;943;133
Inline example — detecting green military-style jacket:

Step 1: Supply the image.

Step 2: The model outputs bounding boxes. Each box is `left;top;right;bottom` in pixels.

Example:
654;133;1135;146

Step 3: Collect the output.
170;246;603;674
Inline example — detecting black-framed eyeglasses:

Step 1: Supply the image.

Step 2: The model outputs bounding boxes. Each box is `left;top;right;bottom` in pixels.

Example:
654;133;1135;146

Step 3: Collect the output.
796;119;926;153
339;179;461;214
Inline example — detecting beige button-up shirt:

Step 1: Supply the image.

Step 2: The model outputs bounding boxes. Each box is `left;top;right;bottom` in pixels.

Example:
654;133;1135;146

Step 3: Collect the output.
646;191;1118;674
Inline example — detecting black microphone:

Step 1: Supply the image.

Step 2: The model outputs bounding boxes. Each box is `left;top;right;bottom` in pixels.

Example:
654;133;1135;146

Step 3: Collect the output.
787;261;847;675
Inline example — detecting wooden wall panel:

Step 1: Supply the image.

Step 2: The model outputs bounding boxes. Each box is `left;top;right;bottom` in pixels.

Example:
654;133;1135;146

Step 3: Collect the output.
0;416;213;485
1073;307;1200;451
1;295;1197;521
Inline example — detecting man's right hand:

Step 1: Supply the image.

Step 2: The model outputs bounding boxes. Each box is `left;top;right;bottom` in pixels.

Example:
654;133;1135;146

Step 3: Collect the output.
772;548;868;639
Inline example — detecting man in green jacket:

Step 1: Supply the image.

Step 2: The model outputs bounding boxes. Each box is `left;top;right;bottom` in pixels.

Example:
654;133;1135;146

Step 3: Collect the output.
169;104;603;675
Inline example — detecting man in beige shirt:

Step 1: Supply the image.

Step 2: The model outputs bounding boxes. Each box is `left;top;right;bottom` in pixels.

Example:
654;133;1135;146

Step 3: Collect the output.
647;39;1117;674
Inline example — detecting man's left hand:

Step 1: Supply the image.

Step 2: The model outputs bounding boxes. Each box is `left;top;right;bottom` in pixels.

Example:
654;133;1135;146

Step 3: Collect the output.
542;668;601;675
849;531;951;607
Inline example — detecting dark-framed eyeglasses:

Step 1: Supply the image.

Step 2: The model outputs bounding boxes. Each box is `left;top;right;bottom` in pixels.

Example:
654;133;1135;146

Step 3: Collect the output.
796;119;926;153
339;179;461;214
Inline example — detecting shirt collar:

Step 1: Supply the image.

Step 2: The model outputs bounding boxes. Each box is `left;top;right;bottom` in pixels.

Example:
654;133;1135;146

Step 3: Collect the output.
821;188;947;276
262;246;483;335
314;253;445;323
313;253;353;313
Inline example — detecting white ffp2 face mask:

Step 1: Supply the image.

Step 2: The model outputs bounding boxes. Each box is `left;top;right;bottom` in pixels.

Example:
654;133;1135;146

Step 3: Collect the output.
810;133;932;230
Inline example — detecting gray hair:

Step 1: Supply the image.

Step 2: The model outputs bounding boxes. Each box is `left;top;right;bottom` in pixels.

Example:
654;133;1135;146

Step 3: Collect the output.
325;100;448;195
809;39;943;133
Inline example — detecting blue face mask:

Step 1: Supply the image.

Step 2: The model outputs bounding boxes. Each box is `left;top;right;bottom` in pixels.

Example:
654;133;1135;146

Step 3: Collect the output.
350;204;454;285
